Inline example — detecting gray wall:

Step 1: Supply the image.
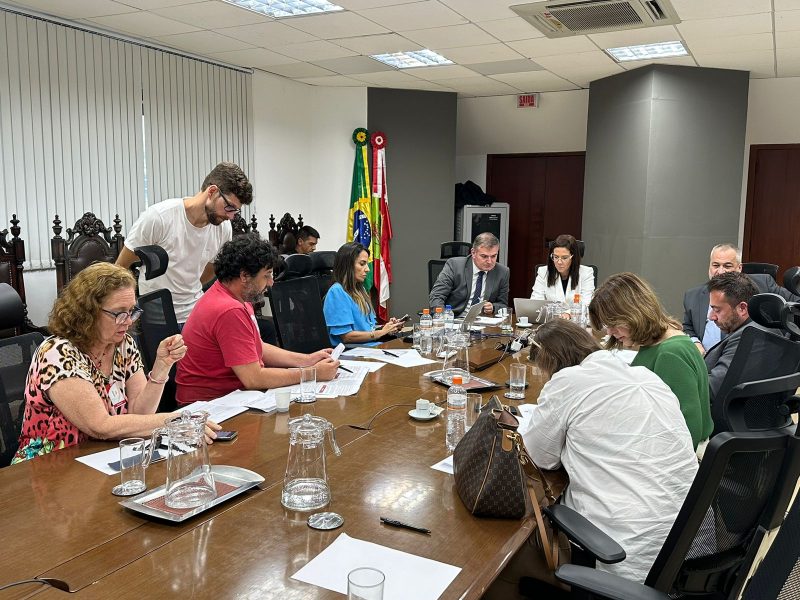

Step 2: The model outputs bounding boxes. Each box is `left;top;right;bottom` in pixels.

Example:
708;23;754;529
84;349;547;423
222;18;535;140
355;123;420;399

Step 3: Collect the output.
581;65;749;315
368;88;457;317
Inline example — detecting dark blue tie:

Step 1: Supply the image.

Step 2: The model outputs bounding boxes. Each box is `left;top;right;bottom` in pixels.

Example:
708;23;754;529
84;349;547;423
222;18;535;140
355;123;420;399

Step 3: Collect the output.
471;271;484;306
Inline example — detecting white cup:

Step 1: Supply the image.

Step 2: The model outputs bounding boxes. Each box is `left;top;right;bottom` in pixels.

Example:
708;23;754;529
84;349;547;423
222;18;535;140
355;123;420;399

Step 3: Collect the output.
276;390;291;413
518;316;529;325
416;399;433;415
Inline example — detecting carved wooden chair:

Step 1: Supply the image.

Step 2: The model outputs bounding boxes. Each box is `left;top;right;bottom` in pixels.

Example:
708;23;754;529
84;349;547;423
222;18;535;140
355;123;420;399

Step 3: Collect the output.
51;213;124;294
0;215;45;337
267;213;304;255
231;213;259;237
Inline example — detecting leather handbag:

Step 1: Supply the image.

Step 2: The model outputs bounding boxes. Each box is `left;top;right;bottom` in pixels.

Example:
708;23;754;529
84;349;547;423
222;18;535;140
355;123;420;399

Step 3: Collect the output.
453;396;568;570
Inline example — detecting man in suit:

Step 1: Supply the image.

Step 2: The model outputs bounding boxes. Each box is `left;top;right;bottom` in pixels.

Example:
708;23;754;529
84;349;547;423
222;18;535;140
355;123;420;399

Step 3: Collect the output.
429;232;509;316
703;272;764;400
683;243;799;353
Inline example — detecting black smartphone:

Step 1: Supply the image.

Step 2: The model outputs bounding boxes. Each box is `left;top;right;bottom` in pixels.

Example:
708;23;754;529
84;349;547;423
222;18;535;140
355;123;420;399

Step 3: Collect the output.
398;314;411;323
216;430;238;441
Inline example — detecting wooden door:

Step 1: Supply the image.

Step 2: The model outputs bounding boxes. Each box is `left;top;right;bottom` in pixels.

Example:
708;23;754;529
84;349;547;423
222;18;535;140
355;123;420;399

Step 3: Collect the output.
743;145;800;278
486;153;585;300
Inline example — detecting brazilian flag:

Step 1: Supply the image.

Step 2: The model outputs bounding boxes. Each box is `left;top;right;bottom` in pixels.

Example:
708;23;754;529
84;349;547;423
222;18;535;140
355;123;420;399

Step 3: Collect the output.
348;128;373;291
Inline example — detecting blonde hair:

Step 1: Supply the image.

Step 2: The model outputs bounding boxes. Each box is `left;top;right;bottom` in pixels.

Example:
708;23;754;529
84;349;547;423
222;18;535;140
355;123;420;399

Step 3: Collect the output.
588;272;680;349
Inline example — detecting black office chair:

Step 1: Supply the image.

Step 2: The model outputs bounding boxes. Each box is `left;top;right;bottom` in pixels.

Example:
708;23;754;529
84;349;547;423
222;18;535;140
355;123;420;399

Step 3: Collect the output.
0;332;44;466
275;253;312;282
540;431;800;600
532;264;598;290
137;288;180;412
546;238;585;258
783;266;800;296
133;245;168;280
440;241;471;259
742;262;779;281
717;372;800;438
428;259;447;293
269;276;330;353
310;251;336;298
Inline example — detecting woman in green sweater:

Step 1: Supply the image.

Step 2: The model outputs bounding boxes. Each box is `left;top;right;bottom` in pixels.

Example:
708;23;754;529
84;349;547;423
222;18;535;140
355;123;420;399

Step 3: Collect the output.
588;273;712;450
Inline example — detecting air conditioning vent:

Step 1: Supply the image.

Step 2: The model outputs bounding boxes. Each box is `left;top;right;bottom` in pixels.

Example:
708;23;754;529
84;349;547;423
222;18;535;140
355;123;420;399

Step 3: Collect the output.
510;0;680;38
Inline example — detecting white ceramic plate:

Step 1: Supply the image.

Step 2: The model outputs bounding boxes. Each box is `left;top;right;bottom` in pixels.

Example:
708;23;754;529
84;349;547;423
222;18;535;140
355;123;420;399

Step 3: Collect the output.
408;409;438;421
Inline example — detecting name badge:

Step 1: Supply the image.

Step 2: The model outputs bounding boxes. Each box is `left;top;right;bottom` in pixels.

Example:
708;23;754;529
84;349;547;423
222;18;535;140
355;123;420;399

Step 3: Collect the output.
108;381;126;406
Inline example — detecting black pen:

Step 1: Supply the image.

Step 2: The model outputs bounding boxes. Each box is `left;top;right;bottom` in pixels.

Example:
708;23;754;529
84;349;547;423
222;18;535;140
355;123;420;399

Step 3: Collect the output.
338;365;354;374
380;516;431;534
382;350;400;358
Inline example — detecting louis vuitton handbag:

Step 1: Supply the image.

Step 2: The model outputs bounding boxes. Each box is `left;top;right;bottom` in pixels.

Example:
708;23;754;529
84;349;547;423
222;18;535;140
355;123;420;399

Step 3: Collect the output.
452;396;568;570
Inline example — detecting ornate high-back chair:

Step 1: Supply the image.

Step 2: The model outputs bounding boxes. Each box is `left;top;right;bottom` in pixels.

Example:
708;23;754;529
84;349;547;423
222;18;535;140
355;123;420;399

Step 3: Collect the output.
51;213;124;294
231;213;259;237
267;213;304;254
0;215;42;336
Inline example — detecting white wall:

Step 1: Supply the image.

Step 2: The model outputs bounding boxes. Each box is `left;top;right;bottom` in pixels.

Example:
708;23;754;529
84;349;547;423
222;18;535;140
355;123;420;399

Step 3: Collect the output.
251;70;367;251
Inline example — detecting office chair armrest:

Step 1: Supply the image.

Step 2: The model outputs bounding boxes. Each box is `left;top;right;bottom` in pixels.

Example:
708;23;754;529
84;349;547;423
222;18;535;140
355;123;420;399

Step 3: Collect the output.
544;505;626;564
555;565;669;600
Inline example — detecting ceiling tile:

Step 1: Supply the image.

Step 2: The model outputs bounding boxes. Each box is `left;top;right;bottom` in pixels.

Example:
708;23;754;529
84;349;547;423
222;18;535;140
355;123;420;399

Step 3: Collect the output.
262;62;337;78
115;0;200;8
467;58;543;75
477;17;544;42
490;70;578;92
88;12;201;37
208;48;296;69
8;0;138;19
153;1;269;29
535;50;620;71
387;79;455;91
589;25;683;49
154;30;254;54
285;11;389;39
331;33;422;54
775;10;800;31
509;36;598;58
277;40;358;61
215;22;317;47
402;24;497;49
336;0;422;8
404;64;478;80
553;65;626;87
350;70;424;85
676;12;773;38
295;74;366;86
439;44;523;65
685;32;774;54
670;0;772;20
777;46;800;76
437;0;521;23
777;30;800;48
619;56;698;70
357;1;467;32
311;55;395;74
434;75;519;96
776;0;800;9
694;49;775;77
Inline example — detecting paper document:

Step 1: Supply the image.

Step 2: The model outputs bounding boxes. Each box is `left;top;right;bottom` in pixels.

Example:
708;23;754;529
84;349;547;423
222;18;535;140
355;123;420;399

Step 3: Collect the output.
316;365;370;396
292;533;461;600
431;455;454;475
475;316;504;326
189;401;249;423
331;343;345;360
76;446;126;475
339;359;384;373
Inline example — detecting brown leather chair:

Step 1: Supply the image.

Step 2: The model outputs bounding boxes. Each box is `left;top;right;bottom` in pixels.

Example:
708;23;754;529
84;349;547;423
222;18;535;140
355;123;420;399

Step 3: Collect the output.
51;212;124;294
0;215;43;337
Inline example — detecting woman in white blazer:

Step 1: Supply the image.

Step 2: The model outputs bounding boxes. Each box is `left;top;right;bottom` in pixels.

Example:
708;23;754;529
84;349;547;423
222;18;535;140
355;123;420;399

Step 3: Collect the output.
530;234;594;303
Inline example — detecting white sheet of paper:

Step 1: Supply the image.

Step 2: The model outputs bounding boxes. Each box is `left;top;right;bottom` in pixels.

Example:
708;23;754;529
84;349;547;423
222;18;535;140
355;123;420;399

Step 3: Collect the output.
331;343;346;360
341;347;391;359
75;446;120;475
316;366;370;396
475;316;503;325
385;350;436;368
339;359;385;373
210;389;266;407
189;401;248;423
431;455;454;475
291;533;461;600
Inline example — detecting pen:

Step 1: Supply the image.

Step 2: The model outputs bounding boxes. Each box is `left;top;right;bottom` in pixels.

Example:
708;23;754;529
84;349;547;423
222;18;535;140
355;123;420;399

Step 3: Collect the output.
380;516;431;534
383;350;400;358
339;365;354;373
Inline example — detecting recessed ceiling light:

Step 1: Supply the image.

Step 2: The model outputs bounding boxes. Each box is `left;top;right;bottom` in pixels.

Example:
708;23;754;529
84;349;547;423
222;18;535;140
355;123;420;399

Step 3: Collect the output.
222;0;344;19
605;41;689;62
369;50;453;69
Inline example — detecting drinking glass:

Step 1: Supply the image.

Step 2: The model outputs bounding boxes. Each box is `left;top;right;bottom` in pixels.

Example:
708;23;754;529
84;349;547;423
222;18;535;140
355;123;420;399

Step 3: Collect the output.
504;363;527;400
112;438;147;496
465;393;482;430
412;323;422;350
348;567;385;600
419;331;434;357
298;367;317;404
501;308;514;333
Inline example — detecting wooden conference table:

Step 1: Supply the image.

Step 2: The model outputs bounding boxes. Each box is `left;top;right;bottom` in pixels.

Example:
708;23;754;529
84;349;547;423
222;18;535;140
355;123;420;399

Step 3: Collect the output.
1;333;546;599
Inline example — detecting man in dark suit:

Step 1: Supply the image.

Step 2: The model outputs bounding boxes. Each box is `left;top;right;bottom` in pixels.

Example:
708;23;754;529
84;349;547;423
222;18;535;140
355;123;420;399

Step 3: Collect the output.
683;243;799;353
429;232;509;316
703;272;765;400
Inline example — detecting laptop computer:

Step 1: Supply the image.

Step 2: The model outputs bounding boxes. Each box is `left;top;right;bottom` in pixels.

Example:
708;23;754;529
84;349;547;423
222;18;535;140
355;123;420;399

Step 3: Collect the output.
457;302;485;332
513;298;548;325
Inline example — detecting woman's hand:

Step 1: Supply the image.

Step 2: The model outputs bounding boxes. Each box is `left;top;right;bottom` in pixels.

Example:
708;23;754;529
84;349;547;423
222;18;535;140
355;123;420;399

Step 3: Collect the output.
154;334;187;370
306;348;333;365
379;319;403;337
314;357;340;381
204;419;222;445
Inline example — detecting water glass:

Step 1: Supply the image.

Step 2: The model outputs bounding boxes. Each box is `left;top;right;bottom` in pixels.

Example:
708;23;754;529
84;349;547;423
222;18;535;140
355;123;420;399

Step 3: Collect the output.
348;567;385;600
298;367;317;404
465;393;482;430
419;331;434;357
412;323;422;350
501;308;514;333
505;363;527;400
112;438;147;496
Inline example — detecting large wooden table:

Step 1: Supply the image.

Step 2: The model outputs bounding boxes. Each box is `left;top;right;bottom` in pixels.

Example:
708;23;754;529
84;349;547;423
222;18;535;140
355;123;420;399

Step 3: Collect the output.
1;334;546;599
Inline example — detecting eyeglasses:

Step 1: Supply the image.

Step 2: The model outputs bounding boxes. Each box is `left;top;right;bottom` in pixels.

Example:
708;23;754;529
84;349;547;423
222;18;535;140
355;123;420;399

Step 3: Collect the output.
529;336;542;361
550;254;572;263
219;190;241;215
101;306;143;325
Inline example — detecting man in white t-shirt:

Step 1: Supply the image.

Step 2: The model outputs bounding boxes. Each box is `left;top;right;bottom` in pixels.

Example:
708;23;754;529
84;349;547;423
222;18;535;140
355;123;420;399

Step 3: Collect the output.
116;162;253;324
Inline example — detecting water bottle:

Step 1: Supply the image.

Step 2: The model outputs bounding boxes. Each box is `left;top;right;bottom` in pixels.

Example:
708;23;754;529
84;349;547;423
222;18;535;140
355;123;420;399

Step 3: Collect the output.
443;305;454;329
432;306;444;332
419;309;433;355
571;293;584;327
446;375;467;452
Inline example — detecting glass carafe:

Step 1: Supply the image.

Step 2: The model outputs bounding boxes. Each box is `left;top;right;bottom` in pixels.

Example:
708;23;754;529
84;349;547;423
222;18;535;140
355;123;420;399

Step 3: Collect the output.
144;410;215;509
282;414;341;511
442;332;471;385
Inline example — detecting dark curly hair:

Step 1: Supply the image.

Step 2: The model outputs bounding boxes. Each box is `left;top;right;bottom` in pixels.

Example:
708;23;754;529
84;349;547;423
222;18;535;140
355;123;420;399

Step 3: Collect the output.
49;262;136;353
214;234;275;282
201;162;253;206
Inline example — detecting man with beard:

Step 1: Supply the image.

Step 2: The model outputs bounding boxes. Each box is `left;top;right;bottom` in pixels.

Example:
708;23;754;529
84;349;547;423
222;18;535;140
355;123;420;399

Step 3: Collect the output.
116;162;253;325
175;235;338;404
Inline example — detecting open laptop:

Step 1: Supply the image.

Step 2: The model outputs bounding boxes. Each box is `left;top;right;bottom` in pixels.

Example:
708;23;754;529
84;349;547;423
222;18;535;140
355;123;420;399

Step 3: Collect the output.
513;298;548;325
457;302;485;332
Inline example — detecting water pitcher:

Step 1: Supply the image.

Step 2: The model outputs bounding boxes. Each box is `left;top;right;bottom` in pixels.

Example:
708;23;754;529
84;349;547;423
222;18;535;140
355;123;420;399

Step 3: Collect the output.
282;414;341;511
442;332;471;385
144;410;216;509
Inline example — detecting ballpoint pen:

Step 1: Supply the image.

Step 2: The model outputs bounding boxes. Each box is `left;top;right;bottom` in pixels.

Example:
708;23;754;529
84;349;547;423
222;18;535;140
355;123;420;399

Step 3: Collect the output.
382;350;400;358
380;516;431;534
338;365;354;373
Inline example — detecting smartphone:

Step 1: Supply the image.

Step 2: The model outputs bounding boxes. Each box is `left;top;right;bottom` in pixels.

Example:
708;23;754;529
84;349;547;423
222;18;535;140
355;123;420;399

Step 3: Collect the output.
216;430;238;441
398;314;411;323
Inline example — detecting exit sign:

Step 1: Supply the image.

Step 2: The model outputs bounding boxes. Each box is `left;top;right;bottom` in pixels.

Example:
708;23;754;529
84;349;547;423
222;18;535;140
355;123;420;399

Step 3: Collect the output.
517;93;539;108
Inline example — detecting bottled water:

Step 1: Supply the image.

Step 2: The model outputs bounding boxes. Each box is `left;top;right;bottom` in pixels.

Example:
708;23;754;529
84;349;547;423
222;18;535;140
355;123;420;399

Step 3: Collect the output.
432;306;444;332
571;293;585;327
419;309;433;355
446;375;467;452
443;305;454;330
420;308;432;332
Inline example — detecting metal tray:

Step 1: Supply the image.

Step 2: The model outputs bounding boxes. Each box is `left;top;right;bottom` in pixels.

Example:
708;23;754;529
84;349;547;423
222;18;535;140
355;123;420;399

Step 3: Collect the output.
119;465;264;522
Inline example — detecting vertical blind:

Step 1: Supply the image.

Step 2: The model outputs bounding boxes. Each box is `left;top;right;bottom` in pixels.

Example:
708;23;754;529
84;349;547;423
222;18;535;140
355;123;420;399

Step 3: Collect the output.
0;9;253;270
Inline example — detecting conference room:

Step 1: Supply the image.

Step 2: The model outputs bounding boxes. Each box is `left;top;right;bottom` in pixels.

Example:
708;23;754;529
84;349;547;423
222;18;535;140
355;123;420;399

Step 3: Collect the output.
1;0;800;598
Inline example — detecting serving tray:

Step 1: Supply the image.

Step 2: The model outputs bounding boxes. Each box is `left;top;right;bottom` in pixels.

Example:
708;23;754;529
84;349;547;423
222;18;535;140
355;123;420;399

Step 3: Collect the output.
118;465;264;522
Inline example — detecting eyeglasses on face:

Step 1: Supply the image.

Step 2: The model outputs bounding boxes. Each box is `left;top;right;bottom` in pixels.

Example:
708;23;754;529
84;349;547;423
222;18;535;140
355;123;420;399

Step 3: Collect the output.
551;254;572;263
101;306;143;325
219;190;241;215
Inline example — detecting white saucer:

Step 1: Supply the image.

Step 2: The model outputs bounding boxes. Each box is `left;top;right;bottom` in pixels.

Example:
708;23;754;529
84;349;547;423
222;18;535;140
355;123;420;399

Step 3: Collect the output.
408;409;439;421
516;322;532;328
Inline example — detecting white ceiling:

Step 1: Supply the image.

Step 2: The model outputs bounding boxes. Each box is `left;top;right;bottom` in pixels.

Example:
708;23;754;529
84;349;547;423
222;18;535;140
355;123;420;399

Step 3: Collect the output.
5;0;800;97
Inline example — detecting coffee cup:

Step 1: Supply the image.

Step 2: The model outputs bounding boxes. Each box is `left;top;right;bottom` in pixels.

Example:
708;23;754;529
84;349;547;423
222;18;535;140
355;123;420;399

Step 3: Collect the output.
416;399;433;415
518;316;529;325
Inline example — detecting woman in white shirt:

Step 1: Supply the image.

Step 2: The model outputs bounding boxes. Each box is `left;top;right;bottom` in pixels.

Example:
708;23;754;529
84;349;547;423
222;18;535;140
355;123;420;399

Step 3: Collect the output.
530;234;594;303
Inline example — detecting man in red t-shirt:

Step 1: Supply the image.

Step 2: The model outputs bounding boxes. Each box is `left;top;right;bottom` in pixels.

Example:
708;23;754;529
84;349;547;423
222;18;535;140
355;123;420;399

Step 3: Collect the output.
176;235;338;404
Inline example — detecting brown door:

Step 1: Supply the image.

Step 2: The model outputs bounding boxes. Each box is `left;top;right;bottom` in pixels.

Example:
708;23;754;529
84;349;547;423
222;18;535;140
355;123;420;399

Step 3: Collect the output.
743;145;800;278
486;153;585;300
